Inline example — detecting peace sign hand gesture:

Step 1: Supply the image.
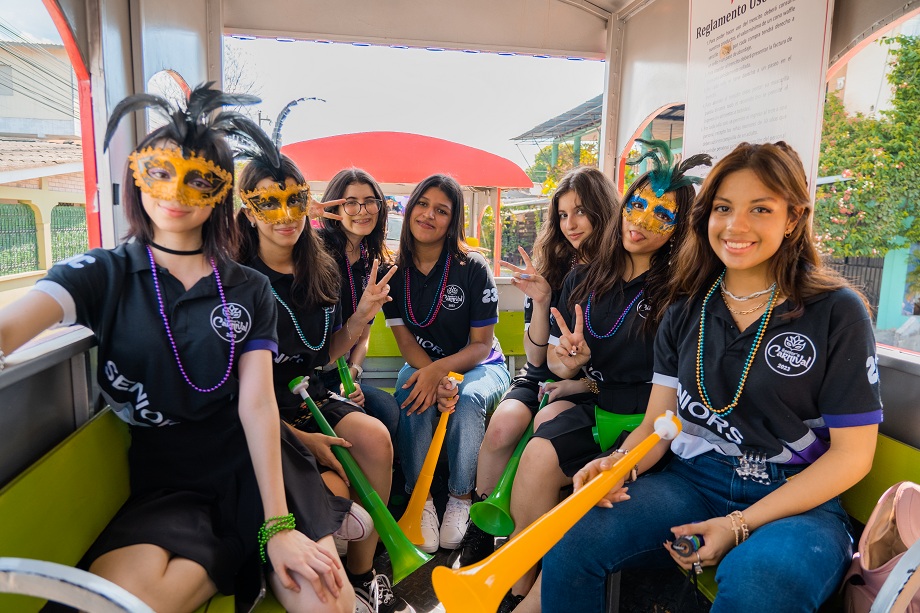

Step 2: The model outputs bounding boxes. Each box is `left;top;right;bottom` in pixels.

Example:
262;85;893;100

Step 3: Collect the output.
501;246;551;307
353;259;398;323
551;303;591;370
309;196;344;221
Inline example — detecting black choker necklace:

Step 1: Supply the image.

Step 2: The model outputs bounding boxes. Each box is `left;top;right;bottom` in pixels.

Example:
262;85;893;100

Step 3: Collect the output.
148;241;203;256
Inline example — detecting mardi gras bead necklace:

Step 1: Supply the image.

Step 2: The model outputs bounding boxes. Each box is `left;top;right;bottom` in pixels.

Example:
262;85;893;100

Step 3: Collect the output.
585;288;644;339
344;241;370;314
696;269;777;417
404;254;451;328
147;246;234;393
271;287;331;351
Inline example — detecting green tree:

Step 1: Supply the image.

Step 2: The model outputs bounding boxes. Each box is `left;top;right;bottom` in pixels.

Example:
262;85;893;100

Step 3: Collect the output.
813;35;920;256
526;142;598;195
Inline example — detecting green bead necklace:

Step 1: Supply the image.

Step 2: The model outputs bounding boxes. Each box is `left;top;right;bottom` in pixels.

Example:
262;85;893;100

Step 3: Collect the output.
695;269;777;417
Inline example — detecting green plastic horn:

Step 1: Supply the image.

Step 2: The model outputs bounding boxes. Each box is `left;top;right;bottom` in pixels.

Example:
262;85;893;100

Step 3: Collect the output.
469;380;554;537
289;376;431;583
336;356;357;396
592;406;645;452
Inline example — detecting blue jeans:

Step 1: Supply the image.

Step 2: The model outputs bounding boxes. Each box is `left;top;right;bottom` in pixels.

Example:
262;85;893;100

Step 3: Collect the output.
395;362;510;497
542;452;853;613
359;383;400;444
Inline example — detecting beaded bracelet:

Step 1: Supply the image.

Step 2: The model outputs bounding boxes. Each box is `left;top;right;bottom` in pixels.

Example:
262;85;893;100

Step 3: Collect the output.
727;510;750;547
0;348;5;372
581;377;599;395
258;513;297;563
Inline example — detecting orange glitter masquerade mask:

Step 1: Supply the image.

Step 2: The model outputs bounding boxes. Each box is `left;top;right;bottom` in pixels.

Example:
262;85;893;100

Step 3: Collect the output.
240;182;311;224
128;147;232;208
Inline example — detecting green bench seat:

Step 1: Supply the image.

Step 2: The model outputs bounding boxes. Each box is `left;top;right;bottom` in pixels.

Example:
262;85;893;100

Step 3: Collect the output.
0;409;285;612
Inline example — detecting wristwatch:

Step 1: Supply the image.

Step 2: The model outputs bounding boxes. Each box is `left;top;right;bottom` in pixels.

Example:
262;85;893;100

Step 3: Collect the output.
349;363;364;383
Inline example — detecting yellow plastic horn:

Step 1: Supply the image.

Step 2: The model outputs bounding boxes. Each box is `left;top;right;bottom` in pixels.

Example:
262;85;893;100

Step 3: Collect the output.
289;376;432;583
432;411;682;613
397;371;464;545
469;380;555;537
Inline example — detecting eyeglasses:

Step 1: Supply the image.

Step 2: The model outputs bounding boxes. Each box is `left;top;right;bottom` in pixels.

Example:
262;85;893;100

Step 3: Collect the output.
343;198;382;216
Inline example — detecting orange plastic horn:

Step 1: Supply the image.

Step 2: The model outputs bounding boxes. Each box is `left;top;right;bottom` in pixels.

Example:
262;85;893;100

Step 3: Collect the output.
397;372;464;545
432;411;682;613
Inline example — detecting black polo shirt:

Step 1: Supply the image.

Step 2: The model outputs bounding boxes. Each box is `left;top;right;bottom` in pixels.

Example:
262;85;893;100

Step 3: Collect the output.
549;268;653;413
36;240;278;427
382;249;503;365
246;257;343;413
654;285;883;464
519;288;562;383
318;230;370;324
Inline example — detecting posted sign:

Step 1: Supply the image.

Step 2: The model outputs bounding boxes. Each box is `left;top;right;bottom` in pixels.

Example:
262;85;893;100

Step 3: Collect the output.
683;0;833;189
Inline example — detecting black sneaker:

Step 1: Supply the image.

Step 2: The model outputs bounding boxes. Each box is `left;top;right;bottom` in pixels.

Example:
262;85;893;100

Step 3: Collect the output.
354;571;415;613
497;591;525;613
446;519;495;569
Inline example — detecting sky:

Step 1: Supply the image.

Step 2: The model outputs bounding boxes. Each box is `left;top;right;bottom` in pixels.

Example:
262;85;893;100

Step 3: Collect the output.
1;0;606;173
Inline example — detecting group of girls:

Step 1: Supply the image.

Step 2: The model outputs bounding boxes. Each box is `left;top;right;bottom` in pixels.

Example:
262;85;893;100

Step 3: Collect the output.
439;138;881;613
0;84;420;613
0;80;882;613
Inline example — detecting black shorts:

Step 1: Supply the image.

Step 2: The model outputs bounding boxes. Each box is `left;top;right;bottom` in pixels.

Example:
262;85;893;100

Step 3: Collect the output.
500;377;596;417
534;403;640;478
284;393;366;432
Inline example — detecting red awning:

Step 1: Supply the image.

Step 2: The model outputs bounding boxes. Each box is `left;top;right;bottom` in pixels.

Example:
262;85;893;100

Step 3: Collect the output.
281;131;532;189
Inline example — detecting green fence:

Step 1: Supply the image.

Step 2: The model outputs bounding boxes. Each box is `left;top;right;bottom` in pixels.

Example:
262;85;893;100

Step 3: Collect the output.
51;204;88;264
0;203;39;275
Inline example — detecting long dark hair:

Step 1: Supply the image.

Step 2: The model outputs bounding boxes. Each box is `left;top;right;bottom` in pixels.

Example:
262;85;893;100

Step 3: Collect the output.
396;174;470;270
235;154;339;309
534;166;617;291
571;173;696;333
319;168;392;264
121;128;238;263
670;141;861;318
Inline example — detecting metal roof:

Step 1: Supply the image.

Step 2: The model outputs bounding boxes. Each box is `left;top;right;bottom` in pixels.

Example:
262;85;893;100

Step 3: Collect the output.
512;94;603;142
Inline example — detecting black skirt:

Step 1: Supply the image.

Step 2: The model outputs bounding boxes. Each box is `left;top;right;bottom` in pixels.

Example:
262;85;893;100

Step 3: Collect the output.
81;407;351;596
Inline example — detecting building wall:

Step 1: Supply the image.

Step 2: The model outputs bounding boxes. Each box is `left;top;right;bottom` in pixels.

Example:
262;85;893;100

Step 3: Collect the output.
0;45;77;138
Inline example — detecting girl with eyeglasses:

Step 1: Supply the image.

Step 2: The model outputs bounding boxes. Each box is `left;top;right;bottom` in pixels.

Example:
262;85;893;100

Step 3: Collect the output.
318;169;401;443
0;86;359;613
381;174;511;554
542;142;881;613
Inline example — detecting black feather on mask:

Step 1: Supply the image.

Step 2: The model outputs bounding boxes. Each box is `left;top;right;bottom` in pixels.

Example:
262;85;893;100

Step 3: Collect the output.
103;82;278;167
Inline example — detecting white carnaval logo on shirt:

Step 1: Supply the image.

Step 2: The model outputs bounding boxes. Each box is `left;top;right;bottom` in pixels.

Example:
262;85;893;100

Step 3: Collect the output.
210;302;252;343
443;284;465;310
764;332;817;376
637;298;650;320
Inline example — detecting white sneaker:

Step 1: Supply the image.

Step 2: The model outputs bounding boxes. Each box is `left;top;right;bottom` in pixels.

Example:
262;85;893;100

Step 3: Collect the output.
440;496;471;550
420;499;440;553
334;502;374;542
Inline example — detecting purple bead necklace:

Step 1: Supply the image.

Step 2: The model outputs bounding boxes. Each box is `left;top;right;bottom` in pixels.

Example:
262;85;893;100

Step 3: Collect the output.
404;254;451;328
146;245;235;393
585;288;644;339
345;241;370;314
